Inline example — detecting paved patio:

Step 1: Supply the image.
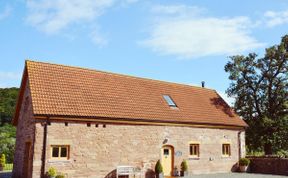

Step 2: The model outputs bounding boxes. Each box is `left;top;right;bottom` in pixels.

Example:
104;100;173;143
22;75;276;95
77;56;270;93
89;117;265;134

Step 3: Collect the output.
1;172;287;178
0;171;12;178
170;173;287;178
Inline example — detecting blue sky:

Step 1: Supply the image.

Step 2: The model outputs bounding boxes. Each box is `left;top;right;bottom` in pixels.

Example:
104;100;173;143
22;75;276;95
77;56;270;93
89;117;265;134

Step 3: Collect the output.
0;0;288;104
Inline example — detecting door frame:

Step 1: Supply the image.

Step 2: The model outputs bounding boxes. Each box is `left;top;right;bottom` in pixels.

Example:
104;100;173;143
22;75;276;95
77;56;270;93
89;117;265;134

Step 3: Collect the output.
161;145;174;176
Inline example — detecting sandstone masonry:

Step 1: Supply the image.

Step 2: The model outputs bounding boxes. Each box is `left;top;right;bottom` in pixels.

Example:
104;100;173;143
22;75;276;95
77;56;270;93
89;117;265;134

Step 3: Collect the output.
14;110;245;177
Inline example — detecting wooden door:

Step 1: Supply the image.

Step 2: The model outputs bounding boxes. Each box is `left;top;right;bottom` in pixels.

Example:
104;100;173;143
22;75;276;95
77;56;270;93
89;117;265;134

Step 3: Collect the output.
161;145;174;176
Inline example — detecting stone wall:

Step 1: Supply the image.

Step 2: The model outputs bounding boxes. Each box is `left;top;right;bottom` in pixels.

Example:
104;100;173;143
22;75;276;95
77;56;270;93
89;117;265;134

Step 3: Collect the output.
12;80;35;178
12;80;245;178
247;156;288;175
32;121;244;178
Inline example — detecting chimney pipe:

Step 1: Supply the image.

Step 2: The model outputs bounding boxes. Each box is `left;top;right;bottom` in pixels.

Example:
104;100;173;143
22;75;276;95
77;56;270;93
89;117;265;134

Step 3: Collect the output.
201;81;205;88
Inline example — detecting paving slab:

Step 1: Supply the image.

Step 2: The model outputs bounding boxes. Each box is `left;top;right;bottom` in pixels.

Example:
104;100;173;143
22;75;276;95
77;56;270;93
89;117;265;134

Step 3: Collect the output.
1;172;286;178
185;173;287;178
0;171;12;178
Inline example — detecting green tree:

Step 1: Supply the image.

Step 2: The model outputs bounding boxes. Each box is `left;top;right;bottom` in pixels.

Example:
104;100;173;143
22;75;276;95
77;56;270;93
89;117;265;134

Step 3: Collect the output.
0;88;19;125
225;35;288;155
0;124;16;163
0;87;18;163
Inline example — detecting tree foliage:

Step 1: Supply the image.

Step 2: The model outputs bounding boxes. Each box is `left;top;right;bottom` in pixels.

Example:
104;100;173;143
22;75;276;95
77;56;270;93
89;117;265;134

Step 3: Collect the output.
0;124;16;163
225;35;288;155
0;88;19;125
0;88;18;163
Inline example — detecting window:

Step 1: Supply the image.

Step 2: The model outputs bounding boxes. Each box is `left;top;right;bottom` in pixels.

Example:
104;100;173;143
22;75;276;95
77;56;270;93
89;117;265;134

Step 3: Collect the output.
163;95;177;107
163;149;169;155
189;144;200;157
222;144;231;156
51;145;69;159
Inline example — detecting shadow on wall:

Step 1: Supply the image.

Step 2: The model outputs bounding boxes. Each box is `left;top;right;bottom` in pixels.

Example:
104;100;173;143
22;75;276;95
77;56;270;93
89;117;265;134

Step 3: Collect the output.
104;169;155;178
210;97;235;117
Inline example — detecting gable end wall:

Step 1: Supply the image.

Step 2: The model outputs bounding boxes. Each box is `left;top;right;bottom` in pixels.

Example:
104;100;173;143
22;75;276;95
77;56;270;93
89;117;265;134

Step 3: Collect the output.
12;80;35;178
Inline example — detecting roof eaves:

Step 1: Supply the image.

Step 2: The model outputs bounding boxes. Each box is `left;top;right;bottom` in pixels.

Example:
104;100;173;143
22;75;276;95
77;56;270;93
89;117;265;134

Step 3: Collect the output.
34;114;248;128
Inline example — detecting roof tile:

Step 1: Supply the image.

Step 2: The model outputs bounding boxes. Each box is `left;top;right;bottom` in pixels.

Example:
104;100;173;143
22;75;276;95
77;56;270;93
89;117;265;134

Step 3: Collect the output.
25;60;247;127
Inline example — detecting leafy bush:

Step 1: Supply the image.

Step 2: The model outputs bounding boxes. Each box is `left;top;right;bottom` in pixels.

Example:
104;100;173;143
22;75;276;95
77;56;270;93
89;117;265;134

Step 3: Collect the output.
0;154;6;167
0;124;16;163
3;163;13;171
48;167;57;177
239;158;250;166
155;160;163;174
180;160;188;172
56;173;65;178
276;150;288;158
246;147;264;156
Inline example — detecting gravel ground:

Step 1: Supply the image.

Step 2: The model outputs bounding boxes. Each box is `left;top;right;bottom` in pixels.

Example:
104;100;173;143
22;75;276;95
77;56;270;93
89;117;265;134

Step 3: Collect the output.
0;172;286;178
188;173;287;178
0;171;12;178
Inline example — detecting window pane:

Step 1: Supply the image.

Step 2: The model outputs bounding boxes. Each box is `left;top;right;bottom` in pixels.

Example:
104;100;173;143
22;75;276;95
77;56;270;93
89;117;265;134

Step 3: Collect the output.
228;145;230;155
164;149;169;155
163;95;177;107
192;145;195;155
222;144;230;155
60;147;67;157
52;147;59;157
190;144;199;156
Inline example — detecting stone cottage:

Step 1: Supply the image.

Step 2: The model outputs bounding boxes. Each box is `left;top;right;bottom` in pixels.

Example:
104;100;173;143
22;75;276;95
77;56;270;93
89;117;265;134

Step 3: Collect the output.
12;60;247;178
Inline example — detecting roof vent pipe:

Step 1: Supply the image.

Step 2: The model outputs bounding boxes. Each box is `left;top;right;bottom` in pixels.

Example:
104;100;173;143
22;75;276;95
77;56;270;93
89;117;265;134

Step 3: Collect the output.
201;81;205;88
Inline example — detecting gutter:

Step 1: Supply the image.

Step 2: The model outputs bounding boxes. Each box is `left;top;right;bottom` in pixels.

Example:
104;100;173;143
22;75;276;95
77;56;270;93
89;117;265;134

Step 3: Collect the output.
34;114;248;129
238;131;243;159
40;117;49;178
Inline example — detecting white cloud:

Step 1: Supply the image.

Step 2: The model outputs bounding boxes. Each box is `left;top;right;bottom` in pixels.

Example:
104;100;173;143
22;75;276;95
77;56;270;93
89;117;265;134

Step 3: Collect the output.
26;0;115;34
25;0;138;45
264;10;288;27
90;29;108;47
0;5;12;20
141;5;264;59
218;91;235;106
151;4;205;16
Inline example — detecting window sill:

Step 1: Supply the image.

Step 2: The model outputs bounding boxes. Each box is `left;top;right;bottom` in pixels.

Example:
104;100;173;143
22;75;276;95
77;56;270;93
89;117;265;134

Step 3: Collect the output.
48;159;71;163
221;155;231;159
188;156;200;160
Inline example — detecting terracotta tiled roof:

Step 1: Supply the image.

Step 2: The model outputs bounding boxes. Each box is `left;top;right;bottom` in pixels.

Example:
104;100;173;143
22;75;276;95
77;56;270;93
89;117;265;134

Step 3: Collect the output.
18;60;247;127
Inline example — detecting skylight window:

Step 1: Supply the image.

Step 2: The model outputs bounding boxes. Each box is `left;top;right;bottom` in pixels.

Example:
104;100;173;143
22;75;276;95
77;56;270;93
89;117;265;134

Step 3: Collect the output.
163;95;177;107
